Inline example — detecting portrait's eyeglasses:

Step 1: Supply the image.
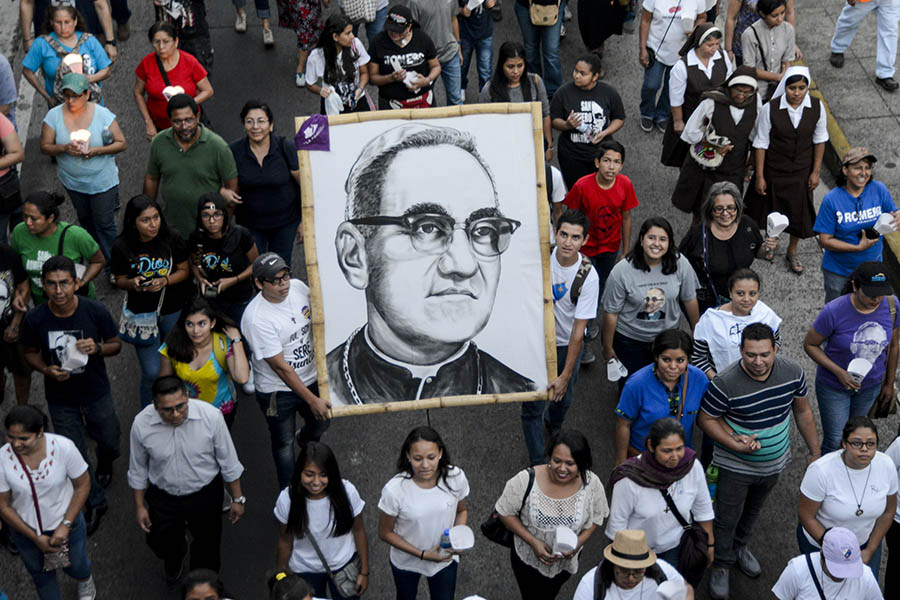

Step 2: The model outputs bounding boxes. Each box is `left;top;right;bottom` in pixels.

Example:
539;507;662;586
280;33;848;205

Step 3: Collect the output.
262;271;292;284
157;401;188;415
712;205;738;214
846;440;878;449
348;213;521;258
201;210;225;221
644;296;664;303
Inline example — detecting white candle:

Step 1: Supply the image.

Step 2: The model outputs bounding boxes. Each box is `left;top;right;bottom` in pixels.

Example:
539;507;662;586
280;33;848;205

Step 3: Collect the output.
162;85;185;101
62;53;83;74
70;129;91;154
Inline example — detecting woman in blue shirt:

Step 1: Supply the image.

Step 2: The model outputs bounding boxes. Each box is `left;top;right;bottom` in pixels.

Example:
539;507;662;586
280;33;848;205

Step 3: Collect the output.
22;4;111;108
814;147;900;303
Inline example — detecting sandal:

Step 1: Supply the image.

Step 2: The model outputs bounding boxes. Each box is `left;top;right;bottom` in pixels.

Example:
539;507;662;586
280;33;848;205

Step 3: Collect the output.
785;253;804;274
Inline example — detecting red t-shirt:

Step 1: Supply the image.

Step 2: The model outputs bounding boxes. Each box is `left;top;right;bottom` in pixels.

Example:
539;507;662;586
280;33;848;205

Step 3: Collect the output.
563;173;639;256
135;50;208;130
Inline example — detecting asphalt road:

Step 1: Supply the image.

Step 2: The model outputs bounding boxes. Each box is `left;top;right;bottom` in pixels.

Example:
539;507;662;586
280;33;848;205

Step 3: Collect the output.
2;1;899;599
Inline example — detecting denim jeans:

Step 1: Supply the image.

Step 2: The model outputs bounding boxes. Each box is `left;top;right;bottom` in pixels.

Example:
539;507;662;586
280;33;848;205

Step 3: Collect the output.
47;392;121;511
350;5;388;42
9;513;92;600
822;268;848;305
521;344;584;465
65;185;119;266
640;60;672;122
831;0;900;78
297;556;361;600
815;380;882;454
712;468;779;568
231;0;272;19
460;35;493;91
390;560;458;600
612;331;655;391
796;522;883;577
246;220;299;271
256;383;330;490
513;0;566;97
130;310;181;407
440;53;463;106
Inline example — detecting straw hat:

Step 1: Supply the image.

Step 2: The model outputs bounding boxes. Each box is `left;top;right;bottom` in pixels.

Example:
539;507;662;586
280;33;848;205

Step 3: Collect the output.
603;530;657;569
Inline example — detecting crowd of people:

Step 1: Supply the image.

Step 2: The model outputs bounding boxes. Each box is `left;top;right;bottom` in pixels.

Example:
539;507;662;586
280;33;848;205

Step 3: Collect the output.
2;0;900;599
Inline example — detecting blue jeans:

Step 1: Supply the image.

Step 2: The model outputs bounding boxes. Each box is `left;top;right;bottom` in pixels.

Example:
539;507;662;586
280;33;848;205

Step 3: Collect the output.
640;60;672;122
831;0;900;78
256;384;330;490
297;555;361;599
514;0;566;97
612;331;655;391
796;523;883;576
350;5;388;42
822;268;848;304
440;53;463;106
815;380;882;454
390;560;458;600
47;392;120;511
246;220;299;271
65;185;119;266
231;0;272;19
10;513;91;600
460;35;493;91
131;310;181;407
521;344;584;465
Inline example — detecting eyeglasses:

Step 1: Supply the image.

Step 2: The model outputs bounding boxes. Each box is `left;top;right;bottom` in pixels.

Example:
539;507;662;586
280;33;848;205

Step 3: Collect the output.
171;117;197;127
244;118;269;127
846;440;878;449
45;280;74;290
157;401;188;415
712;205;738;214
262;271;292;284
613;566;646;580
201;210;225;221
348;213;521;258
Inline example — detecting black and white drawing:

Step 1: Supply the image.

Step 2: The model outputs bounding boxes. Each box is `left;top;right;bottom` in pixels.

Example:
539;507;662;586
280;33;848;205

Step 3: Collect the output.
850;321;889;363
49;330;85;375
303;112;551;409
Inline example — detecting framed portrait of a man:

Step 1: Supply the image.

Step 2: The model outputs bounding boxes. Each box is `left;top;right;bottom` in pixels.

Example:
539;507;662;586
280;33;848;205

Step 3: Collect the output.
296;105;556;416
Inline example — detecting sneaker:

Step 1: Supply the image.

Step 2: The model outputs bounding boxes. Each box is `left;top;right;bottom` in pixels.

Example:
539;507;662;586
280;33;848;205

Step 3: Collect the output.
243;367;255;394
656;119;667;133
735;545;761;578
580;346;596;365
235;11;247;33
587;322;600;340
623;15;636;34
640;117;654;132
460;89;466;103
709;567;729;600
263;27;274;47
564;5;572;20
295;72;305;87
560;23;566;39
876;76;900;92
77;576;96;600
829;52;844;68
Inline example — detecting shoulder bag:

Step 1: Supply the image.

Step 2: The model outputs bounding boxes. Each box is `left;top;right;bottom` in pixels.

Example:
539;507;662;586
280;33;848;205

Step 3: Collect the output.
805;553;827;600
305;527;362;598
13;450;71;571
869;295;898;418
529;0;561;26
644;0;683;69
660;487;708;587
157;53;211;127
481;467;535;547
117;253;170;347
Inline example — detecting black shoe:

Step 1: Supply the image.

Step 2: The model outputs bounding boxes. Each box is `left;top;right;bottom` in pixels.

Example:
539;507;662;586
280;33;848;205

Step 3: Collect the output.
877;76;900;91
830;52;844;68
84;504;107;537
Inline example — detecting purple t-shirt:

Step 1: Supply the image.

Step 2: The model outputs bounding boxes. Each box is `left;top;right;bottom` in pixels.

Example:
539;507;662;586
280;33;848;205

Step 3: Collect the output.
812;294;897;390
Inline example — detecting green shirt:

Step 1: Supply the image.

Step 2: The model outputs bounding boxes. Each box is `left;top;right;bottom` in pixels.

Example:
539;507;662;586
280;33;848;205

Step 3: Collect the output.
10;221;100;304
146;126;238;238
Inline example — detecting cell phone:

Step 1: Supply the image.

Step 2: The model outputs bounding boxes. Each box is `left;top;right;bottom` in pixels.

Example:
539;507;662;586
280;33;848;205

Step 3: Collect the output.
139;278;154;287
864;227;880;239
204;283;219;299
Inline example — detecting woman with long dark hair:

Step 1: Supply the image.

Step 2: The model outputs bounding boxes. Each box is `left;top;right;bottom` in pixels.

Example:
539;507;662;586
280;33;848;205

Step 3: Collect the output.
378;426;469;600
110;194;191;407
601;217;700;387
275;441;369;599
304;14;370;114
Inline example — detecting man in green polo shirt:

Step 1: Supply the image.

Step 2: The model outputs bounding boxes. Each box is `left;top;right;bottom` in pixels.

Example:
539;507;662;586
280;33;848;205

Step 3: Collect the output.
143;94;238;238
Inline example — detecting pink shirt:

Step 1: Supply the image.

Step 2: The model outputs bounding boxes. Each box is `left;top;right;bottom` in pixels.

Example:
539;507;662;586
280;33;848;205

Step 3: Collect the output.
0;112;15;178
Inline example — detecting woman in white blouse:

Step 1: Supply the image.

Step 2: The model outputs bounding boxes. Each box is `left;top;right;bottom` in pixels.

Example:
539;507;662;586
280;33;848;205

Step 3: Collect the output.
798;416;898;580
0;405;94;600
496;429;608;600
606;418;714;586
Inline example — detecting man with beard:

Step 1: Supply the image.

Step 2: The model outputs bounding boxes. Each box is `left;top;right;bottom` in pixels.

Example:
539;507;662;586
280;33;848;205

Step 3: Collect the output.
143;94;237;238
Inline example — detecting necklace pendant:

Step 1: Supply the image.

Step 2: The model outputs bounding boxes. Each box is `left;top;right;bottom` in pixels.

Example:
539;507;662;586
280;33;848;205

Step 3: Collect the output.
856;508;864;517
664;506;670;513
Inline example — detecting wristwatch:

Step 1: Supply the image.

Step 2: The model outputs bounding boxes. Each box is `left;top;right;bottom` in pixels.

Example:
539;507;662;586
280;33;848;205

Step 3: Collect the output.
105;39;117;46
62;519;73;528
232;495;247;505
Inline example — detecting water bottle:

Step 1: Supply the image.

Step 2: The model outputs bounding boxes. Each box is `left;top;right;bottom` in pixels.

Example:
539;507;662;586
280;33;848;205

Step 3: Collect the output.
101;126;114;146
439;528;452;552
705;464;718;504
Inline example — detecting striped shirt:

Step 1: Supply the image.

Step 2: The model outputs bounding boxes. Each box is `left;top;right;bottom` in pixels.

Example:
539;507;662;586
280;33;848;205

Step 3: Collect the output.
701;355;807;476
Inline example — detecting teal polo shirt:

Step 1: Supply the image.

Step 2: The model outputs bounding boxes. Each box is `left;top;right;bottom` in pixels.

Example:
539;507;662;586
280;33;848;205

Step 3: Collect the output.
146;126;238;238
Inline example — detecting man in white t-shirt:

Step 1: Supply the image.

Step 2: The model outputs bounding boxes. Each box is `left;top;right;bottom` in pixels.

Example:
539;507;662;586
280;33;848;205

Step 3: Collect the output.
521;209;598;465
241;252;329;490
772;526;883;600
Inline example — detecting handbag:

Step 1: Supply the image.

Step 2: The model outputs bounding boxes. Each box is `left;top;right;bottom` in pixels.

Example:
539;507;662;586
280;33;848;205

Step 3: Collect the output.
660;488;708;587
0;167;21;213
869;296;898;418
343;0;376;23
481;467;535;547
118;254;169;347
13;450;72;571
529;0;560;26
305;528;361;598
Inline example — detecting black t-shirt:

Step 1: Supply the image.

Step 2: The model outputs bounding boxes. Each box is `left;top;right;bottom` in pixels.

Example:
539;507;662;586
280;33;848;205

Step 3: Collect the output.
188;226;255;303
110;233;192;315
458;0;493;40
21;298;117;402
369;30;438;100
678;216;763;299
549;81;626;161
0;244;27;325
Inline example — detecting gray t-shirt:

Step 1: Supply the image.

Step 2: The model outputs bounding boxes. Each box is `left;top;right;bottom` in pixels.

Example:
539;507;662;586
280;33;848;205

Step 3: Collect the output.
0;54;16;127
601;254;699;342
402;0;458;63
478;74;550;117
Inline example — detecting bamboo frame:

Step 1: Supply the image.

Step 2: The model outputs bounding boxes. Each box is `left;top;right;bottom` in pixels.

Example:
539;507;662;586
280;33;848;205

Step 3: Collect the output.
295;103;556;418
